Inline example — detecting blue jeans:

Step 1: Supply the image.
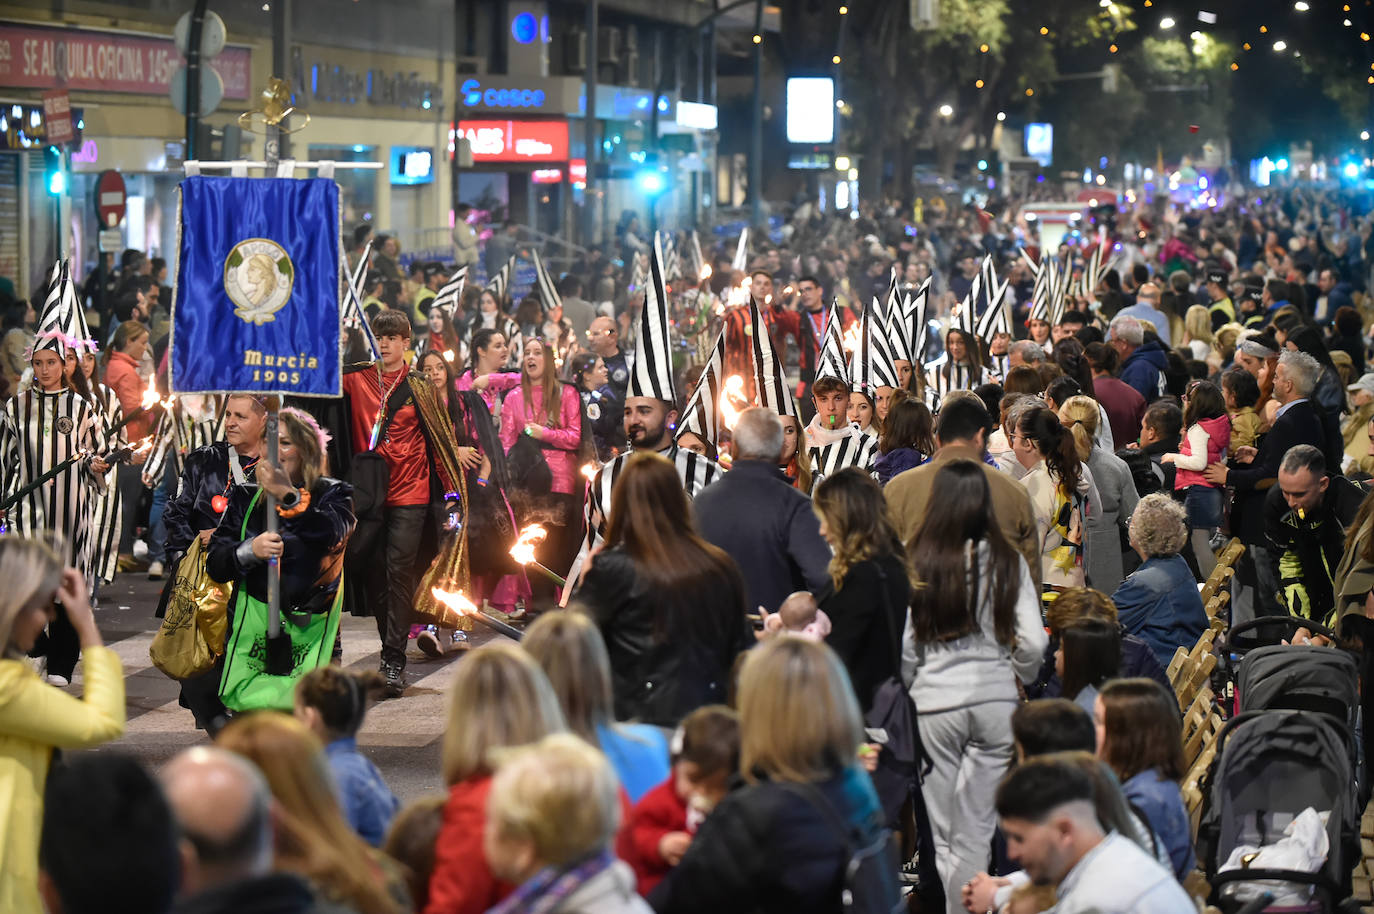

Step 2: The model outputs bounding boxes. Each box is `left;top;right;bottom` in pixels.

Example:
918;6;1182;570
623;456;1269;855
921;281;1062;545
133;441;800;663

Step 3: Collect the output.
1183;485;1223;530
146;470;173;563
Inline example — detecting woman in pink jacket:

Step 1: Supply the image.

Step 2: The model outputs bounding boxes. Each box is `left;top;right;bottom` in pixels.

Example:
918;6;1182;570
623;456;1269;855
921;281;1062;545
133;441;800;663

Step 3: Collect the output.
500;338;586;609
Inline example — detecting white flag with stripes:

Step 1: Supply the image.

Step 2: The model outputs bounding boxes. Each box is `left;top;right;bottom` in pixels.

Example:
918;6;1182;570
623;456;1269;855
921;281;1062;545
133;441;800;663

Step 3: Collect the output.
750;299;798;419
531;250;561;315
627;233;677;403
732;227;749;272
485;256;515;304
676;325;726;448
431;265;467;318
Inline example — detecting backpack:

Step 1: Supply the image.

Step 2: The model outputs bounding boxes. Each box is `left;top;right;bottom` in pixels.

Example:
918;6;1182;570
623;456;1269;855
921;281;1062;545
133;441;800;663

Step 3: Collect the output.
781;781;903;914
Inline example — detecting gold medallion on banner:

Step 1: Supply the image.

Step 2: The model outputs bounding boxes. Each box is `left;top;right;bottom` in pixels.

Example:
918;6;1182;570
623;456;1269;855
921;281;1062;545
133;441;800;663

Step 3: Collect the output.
225;238;294;325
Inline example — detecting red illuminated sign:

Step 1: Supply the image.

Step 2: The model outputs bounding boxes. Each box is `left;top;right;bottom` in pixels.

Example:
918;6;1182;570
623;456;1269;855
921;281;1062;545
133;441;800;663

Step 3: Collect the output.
457;119;569;163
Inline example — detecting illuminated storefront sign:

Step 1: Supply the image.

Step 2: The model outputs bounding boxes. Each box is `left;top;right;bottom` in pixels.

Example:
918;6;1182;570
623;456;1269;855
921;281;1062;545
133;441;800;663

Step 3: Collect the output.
457;119;569;163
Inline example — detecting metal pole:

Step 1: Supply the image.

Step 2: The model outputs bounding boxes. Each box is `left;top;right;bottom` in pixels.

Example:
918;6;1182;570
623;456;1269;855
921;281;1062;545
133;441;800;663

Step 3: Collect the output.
583;0;599;248
706;19;717;228
749;0;764;229
185;0;211;159
271;0;292;160
264;397;281;636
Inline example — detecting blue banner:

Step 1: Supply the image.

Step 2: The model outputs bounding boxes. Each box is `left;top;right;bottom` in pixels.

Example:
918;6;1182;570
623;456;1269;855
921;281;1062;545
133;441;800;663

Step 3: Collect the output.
172;175;341;397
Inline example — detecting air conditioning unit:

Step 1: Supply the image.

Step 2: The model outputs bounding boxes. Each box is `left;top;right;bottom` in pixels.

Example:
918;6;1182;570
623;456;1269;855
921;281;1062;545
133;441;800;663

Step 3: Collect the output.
565;29;586;73
598;26;621;64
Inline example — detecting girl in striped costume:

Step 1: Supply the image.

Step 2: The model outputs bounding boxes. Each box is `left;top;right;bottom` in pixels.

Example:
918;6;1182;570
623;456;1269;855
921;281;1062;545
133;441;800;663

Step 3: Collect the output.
78;349;124;587
0;347;109;683
925;328;992;406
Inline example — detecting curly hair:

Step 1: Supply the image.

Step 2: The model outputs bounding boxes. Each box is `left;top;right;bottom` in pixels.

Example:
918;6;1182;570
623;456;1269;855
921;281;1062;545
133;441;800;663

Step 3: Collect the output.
1128;493;1188;558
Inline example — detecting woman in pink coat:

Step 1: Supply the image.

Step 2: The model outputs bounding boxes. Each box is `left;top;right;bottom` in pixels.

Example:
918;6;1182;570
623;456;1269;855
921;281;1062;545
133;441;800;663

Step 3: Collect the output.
499;338;586;609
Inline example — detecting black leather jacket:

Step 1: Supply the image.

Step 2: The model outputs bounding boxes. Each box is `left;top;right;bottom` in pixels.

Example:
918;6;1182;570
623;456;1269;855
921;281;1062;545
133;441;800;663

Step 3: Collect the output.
575;545;750;727
164;441;255;557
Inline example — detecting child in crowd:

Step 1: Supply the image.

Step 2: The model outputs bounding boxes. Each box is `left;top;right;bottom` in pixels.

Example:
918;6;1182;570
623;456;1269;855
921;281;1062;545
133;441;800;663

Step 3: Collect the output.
1095;679;1194;881
1221;367;1263;456
1162;380;1231;578
383;796;446;911
758;591;831;642
619;706;741;896
485;733;651;913
295;666;400;847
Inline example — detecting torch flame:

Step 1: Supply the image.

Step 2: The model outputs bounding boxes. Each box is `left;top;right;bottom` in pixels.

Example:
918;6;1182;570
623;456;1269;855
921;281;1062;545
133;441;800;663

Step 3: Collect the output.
700;264;713;282
430;587;478;623
842;321;862;354
443;349;455;362
581;463;598;481
510;524;548;566
140;376;160;411
719;375;749;430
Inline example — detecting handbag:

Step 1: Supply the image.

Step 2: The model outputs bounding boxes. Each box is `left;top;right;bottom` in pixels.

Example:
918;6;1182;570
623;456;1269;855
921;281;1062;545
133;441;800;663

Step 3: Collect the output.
148;536;229;680
506;432;553;496
217;489;344;712
466;480;518;575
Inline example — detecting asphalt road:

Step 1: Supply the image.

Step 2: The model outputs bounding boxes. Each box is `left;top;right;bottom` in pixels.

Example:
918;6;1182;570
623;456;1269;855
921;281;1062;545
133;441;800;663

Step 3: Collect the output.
76;568;514;803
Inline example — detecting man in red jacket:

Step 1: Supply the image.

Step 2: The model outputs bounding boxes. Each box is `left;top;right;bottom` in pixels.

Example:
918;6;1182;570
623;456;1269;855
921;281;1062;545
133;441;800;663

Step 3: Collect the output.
765;275;854;423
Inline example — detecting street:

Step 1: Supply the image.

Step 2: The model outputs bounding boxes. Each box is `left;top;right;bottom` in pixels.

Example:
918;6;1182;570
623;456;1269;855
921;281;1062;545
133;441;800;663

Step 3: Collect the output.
77;570;513;803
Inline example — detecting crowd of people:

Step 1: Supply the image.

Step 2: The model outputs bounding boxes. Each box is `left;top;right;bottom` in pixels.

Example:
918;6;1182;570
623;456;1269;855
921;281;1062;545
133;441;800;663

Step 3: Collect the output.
3;179;1374;913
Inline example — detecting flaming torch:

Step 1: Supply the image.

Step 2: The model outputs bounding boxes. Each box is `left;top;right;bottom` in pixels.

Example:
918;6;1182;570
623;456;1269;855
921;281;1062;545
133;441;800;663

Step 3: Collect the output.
430;587;523;640
842;321;862;355
104;376;172;440
510;524;567;587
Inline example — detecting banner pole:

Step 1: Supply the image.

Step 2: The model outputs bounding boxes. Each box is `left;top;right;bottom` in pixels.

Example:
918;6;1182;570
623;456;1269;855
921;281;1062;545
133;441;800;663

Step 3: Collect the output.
265;395;281;638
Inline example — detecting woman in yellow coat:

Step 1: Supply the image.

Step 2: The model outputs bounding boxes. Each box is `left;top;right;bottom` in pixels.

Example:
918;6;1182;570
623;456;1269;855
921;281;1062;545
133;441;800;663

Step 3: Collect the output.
0;536;125;913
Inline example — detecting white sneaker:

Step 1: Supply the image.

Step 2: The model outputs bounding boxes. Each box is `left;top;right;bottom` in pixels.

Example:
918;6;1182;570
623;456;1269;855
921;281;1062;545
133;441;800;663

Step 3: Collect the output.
147;560;165;580
46;674;70;687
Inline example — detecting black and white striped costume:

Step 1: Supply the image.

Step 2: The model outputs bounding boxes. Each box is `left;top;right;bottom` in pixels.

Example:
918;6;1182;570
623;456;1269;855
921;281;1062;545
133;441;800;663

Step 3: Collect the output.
806;427;880;486
0;388;105;581
85;383;124;584
561;445;722;599
986;353;1011;382
462;314;523;371
144;396;226;493
925;363;994;402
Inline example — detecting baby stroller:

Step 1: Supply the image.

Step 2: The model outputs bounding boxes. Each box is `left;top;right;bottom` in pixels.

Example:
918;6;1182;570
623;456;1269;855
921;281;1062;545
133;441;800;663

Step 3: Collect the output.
1236;644;1359;730
1197;710;1361;912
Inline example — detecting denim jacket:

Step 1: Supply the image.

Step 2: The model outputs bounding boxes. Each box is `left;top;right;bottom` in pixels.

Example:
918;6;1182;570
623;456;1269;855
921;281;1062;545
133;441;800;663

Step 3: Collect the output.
1111;555;1207;668
325;737;400;847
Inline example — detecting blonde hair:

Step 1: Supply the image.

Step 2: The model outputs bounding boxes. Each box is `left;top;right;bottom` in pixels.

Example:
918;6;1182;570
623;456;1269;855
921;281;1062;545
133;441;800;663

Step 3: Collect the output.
278;407;329;491
1057;395;1099;462
1184;305;1213;346
217;713;401;914
737;638;863;783
521;608;615;744
0;536;64;659
441;642;565;785
487;733;621;869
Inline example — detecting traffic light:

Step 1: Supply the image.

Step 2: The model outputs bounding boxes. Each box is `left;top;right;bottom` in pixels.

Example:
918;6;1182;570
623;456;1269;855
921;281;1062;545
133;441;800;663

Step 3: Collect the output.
636;153;668;197
43;145;66;196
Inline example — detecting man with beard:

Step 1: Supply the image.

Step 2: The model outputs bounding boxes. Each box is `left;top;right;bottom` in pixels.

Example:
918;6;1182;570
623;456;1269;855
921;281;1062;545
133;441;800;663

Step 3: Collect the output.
161;393;267;733
572;238;722;593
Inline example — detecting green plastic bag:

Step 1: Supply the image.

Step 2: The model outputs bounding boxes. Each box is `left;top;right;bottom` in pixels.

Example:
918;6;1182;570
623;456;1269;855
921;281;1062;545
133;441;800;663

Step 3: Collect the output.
218;490;343;712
